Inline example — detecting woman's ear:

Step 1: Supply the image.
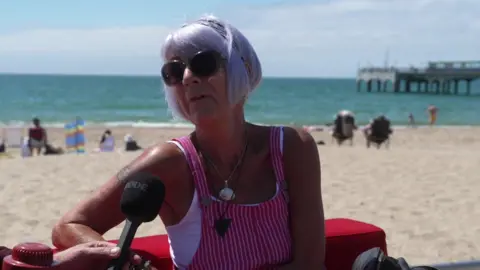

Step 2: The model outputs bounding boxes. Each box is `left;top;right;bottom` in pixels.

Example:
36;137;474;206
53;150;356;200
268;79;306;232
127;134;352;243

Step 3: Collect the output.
240;95;248;105
232;96;247;110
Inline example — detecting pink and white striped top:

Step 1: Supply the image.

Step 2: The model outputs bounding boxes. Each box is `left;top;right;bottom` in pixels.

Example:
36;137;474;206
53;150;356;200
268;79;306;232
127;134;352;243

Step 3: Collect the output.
172;126;292;270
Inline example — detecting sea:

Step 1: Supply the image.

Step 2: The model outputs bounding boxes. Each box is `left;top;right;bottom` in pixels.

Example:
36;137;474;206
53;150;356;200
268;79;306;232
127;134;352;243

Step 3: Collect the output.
1;74;479;128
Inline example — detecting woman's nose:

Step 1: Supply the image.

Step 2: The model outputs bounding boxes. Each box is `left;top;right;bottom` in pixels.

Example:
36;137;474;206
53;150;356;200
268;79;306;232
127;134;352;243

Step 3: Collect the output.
182;68;201;86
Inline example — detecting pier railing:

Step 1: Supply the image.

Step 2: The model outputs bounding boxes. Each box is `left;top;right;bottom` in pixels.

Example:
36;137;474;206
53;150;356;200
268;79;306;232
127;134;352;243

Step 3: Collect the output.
356;61;480;95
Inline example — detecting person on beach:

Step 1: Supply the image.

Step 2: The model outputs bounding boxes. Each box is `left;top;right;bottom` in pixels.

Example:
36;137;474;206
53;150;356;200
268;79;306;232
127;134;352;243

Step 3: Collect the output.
124;134;143;151
100;129;112;145
408;112;415;128
27;117;47;156
0;138;5;153
98;129;115;152
427;105;438;126
363;114;393;148
52;15;325;270
44;143;65;155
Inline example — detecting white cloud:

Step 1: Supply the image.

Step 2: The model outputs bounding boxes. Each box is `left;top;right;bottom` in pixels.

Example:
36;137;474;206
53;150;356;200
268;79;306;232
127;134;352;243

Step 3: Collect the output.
0;26;171;55
0;0;479;77
232;0;480;76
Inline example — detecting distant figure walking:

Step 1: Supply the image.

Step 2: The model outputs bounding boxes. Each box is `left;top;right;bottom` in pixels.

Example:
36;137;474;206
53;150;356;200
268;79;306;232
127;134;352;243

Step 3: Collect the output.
427;105;438;126
28;118;47;156
408;112;415;128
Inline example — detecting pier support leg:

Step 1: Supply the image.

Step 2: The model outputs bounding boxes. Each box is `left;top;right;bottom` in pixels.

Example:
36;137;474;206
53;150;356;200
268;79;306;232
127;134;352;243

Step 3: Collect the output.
466;79;471;95
367;80;372;92
376;80;381;92
442;81;450;94
454;80;459;95
394;80;400;92
406;80;411;93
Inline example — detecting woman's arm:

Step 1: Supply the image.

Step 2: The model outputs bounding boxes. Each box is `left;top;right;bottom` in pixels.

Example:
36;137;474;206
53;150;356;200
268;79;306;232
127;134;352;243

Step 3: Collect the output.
281;127;325;269
51;143;183;249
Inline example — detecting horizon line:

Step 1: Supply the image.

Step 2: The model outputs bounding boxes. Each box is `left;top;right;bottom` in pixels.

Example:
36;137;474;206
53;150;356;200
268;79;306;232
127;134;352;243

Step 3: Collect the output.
0;72;355;80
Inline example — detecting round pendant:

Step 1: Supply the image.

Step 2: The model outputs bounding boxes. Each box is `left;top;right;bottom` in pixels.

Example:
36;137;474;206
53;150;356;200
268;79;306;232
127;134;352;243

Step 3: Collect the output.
219;187;235;201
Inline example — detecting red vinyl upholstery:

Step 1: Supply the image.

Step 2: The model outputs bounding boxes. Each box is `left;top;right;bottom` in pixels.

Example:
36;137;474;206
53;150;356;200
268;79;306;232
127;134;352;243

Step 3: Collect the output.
324;218;387;270
105;218;387;270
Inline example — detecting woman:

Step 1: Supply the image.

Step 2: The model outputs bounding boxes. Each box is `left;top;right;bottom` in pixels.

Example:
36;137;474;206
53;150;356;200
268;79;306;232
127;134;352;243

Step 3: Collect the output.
98;129;115;152
52;16;325;269
28;118;47;156
427;105;438;126
100;129;112;145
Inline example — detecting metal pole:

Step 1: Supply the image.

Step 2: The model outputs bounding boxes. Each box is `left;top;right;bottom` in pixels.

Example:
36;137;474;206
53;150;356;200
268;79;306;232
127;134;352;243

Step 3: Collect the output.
416;260;480;270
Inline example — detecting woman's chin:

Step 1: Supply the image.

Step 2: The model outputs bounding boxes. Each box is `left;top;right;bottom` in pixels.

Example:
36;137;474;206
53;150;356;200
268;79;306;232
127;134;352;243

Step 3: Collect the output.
190;111;222;127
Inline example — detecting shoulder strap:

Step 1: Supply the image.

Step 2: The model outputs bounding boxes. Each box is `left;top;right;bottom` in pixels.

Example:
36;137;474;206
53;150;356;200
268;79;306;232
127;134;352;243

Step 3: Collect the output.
269;127;288;201
172;136;210;198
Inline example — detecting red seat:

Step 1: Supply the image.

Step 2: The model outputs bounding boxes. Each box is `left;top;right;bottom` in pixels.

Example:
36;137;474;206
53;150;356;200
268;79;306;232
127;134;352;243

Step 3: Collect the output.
108;234;173;269
57;218;387;270
324;218;387;270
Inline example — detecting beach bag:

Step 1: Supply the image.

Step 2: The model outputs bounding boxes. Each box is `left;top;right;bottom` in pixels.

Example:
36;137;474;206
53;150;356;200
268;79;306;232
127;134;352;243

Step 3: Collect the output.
352;247;439;270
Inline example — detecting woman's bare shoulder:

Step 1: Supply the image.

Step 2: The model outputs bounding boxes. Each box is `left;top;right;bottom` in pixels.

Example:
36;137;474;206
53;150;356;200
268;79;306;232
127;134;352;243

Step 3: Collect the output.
116;141;188;185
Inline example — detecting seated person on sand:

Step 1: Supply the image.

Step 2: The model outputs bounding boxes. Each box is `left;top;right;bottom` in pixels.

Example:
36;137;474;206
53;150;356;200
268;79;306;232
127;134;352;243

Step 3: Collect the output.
28;117;47;156
52;16;325;270
0;138;5;153
124;134;142;152
331;110;357;146
44;143;65;155
363;115;393;148
97;129;115;152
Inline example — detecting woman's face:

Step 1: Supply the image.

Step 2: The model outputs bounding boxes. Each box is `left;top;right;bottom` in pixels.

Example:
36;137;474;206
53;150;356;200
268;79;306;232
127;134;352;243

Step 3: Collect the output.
162;50;232;125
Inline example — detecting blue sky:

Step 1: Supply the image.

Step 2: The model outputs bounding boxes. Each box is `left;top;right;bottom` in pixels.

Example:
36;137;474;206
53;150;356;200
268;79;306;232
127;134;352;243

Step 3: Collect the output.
1;0;479;77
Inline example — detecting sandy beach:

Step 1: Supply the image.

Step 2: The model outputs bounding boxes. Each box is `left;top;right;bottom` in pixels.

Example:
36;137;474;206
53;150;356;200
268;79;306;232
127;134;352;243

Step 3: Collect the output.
1;125;479;265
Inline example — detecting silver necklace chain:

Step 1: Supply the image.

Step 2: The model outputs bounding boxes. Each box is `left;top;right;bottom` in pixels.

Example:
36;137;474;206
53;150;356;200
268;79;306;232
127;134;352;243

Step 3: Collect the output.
201;133;248;201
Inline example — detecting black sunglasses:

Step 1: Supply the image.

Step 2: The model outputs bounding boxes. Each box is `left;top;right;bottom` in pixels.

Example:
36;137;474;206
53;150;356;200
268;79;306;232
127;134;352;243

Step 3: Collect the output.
161;50;224;86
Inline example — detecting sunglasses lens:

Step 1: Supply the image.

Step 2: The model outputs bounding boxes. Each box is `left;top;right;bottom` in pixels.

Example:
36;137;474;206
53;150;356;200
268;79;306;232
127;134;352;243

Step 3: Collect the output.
161;61;186;85
190;51;219;77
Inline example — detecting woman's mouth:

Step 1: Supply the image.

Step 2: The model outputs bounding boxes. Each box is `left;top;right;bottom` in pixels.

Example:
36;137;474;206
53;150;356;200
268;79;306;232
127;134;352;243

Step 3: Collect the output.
190;95;207;102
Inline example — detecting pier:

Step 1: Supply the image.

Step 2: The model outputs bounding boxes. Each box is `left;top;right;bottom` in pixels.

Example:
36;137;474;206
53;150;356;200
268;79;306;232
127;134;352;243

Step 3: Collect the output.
356;60;480;95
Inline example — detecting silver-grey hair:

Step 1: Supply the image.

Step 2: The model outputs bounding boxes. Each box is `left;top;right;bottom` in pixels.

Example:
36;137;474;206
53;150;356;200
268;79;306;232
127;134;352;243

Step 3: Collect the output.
161;15;262;120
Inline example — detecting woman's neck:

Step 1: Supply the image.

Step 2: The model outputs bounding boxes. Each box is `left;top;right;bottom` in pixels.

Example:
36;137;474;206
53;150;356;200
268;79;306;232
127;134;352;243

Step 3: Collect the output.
194;115;248;167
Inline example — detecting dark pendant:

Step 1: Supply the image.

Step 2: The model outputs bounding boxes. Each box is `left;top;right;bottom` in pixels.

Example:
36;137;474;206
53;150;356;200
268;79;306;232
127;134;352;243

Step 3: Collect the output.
214;217;232;237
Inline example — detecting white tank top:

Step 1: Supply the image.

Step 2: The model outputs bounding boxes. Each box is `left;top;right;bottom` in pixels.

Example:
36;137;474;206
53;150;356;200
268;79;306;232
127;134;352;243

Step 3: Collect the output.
165;129;284;269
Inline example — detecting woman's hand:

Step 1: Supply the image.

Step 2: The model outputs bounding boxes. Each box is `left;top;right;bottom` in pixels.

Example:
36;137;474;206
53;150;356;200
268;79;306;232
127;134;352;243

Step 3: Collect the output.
54;241;144;270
